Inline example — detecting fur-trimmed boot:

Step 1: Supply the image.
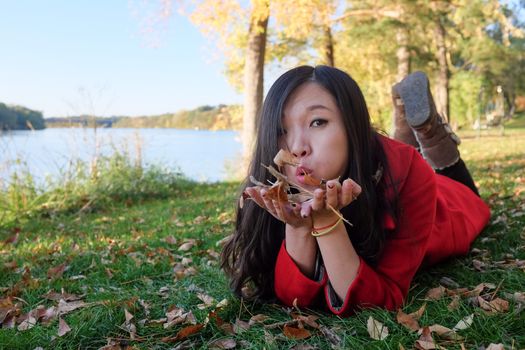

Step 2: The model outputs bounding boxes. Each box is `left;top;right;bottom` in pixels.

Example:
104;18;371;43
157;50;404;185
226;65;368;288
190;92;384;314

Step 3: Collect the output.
392;71;461;170
391;85;419;148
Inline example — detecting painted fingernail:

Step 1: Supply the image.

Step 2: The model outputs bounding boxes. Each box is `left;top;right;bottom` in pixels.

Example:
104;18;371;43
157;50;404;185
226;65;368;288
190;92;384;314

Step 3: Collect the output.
328;184;334;189
291;203;296;207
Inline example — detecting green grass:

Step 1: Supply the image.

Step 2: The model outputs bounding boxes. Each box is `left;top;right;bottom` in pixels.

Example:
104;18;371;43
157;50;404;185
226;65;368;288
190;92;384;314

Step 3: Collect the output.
1;117;524;349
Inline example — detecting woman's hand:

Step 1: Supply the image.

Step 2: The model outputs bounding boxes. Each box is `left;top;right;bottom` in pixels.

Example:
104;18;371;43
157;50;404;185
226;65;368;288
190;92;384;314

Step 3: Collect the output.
243;186;311;229
306;178;362;227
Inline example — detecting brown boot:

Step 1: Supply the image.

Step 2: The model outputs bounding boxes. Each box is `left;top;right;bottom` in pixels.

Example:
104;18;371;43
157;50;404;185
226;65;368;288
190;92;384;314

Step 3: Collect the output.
394;71;461;170
391;85;419;148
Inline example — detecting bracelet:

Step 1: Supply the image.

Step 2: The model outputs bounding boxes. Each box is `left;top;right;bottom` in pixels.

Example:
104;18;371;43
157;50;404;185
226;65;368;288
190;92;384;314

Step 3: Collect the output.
311;218;343;237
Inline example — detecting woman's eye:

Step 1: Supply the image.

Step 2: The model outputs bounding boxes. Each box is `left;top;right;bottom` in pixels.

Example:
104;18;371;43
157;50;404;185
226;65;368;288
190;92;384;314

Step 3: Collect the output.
310;119;327;127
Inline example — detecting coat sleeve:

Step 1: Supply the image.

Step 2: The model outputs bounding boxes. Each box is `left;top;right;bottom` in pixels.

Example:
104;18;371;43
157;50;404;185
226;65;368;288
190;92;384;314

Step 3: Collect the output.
325;150;436;315
274;241;328;307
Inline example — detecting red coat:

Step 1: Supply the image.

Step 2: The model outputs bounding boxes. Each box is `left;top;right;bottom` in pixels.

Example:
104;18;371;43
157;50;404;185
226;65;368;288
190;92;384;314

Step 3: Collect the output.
274;135;490;316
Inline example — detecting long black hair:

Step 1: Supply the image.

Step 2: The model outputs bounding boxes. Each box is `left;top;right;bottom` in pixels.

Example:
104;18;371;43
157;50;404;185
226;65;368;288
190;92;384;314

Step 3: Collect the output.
221;65;398;300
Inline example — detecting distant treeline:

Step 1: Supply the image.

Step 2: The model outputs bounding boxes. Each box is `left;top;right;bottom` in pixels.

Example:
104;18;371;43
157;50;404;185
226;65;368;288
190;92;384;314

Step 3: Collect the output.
46;104;243;130
0;103;45;130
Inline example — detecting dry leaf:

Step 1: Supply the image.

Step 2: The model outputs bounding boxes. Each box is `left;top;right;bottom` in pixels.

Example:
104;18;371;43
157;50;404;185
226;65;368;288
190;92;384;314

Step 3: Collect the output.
165;236;177;245
56;300;98;316
42;291;83;302
426;286;447;300
249;314;269;325
292;313;320;329
233;318;251;333
452;314;474;331
4;232;19;245
439;277;459;289
319;325;342;346
178;239;197;252
58;317;71;337
428;324;462;341
162;324;204;343
367;316;389;340
447;295;461;311
397;309;420;331
208;338;237;349
197;292;215;309
123;308;137;340
283;325;311;340
17;314;37;331
472;259;487;271
47;263;67;279
486;344;505;350
478;297;509;313
273;149;299;167
410;303;427;320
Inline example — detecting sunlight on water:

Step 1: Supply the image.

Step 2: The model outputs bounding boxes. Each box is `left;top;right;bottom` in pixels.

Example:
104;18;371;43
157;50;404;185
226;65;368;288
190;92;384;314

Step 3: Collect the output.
0;128;241;185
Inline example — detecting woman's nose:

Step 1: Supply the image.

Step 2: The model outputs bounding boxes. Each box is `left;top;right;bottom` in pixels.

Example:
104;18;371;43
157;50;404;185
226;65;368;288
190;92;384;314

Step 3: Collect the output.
289;138;310;158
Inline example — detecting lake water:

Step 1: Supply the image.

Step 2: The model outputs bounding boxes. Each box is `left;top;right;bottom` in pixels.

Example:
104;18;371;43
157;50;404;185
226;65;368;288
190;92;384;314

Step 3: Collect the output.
0;128;242;185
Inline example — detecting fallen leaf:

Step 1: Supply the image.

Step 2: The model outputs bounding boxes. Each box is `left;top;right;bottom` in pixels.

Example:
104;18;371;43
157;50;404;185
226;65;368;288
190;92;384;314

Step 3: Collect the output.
367;316;389;340
478;297;509;313
47;263;67;279
447;295;461;311
472;259;487;271
292;313;320;329
426;286;447;300
415;326;448;349
428;324;463;341
17;314;37;331
249;314;269;325
283;325;311;340
165;235;177;245
409;303;427;320
319;325;342;346
56;300;98;316
178;240;197;252
162;324;204;343
486;344;505;350
439;277;459;289
452;314;474;331
58;317;71;337
397;309;420;331
208;338;236;349
233;318;251;333
193;215;207;224
42;291;83;302
197;292;215;309
4;232;19;245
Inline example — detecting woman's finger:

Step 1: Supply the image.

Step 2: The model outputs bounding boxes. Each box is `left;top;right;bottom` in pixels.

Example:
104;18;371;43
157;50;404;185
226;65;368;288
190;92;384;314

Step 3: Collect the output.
300;202;312;218
325;180;341;208
310;189;325;211
341;179;361;206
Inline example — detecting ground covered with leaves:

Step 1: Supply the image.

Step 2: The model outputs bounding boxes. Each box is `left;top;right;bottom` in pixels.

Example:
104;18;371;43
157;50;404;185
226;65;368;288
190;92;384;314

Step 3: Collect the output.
1;121;524;349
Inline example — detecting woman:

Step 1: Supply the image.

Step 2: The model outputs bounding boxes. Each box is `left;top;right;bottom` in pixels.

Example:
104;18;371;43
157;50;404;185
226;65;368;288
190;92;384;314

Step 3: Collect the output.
221;65;490;316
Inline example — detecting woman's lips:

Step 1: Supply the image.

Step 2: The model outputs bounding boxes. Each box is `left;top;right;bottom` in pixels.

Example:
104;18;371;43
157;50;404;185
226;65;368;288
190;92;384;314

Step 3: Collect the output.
296;166;313;184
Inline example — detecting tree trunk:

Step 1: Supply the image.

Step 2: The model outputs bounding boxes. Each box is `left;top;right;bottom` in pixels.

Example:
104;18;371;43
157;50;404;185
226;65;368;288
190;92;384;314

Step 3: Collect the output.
395;27;410;82
435;17;450;122
242;1;269;165
321;26;334;67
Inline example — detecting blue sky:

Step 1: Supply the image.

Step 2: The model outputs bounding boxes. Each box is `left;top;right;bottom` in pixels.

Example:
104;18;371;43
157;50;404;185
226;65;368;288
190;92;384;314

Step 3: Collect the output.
0;1;244;117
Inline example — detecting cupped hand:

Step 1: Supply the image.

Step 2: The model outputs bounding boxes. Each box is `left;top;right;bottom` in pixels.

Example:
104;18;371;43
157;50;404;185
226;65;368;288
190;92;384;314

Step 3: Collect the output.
243;186;311;228
305;178;362;227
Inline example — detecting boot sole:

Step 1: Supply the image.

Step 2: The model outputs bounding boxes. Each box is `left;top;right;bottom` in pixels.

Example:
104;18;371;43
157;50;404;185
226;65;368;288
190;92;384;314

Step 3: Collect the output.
395;71;430;128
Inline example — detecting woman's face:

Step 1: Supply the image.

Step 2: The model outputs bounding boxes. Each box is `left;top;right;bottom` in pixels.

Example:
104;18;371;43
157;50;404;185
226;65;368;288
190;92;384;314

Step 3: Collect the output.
279;82;349;189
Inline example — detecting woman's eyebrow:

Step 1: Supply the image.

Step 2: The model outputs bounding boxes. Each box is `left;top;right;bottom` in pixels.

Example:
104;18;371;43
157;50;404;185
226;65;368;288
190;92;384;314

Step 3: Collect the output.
307;104;332;112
